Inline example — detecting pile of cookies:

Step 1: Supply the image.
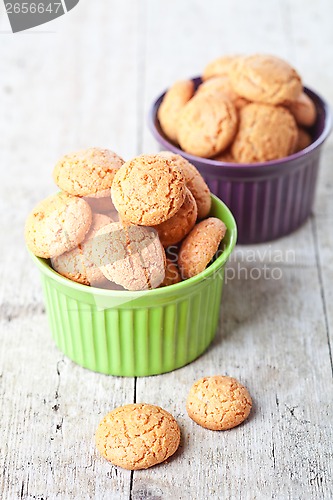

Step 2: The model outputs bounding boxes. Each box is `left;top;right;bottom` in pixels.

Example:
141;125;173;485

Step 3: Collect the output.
95;375;252;470
158;54;316;163
25;147;227;291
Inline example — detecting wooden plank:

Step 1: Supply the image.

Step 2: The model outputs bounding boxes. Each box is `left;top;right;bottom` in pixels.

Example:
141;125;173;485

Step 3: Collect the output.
132;228;333;499
0;0;333;498
0;316;133;499
136;0;333;498
312;144;333;369
0;0;141;498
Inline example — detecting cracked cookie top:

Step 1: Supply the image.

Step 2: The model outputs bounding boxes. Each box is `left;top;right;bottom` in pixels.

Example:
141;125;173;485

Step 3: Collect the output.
197;75;249;110
186;375;252;430
95;403;181;470
111;154;186;226
53;147;124;196
202;55;241;81
93;222;166;291
25;192;92;259
230;54;302;105
231;103;298;163
177;91;238;158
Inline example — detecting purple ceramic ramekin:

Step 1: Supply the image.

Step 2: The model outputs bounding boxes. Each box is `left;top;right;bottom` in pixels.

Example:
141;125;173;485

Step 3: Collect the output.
149;77;331;244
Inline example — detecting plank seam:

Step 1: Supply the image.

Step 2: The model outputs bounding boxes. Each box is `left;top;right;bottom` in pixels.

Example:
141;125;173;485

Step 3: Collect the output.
312;216;333;378
131;0;146;495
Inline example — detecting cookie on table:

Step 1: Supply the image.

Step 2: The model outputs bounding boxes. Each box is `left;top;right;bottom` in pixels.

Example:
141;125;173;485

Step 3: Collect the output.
231;103;298;163
155;188;197;247
186;375;252;430
159;258;182;287
158;151;211;219
53;147;124;196
94;222;166;291
295;128;312;152
202;55;241;81
25;192;92;259
111;154;186;226
178;217;226;279
95;403;181;470
197;75;248;110
230;54;302;105
177;92;238;158
288;91;317;127
158;79;195;143
51;213;113;286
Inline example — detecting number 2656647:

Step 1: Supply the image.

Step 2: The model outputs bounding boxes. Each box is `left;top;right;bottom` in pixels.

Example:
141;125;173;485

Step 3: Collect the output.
5;3;63;14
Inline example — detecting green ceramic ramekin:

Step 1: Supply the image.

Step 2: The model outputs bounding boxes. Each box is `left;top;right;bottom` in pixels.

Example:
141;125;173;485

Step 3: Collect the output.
30;195;237;377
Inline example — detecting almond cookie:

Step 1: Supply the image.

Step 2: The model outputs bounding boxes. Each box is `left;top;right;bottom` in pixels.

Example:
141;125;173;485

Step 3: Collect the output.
202;55;241;81
111;155;186;226
53;147;124;196
25;192;92;259
295;128;312;152
288;91;317;127
95;403;181;470
158;79;195;143
154;188;197;247
177;92;238;158
230;54;302;105
231;103;298;163
160;258;182;287
93;222;166;290
197;76;248;110
159;151;211;219
186;376;252;430
51;213;113;286
178;217;226;279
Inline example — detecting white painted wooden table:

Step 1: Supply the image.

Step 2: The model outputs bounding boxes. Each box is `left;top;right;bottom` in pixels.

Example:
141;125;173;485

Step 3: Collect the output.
1;1;333;499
